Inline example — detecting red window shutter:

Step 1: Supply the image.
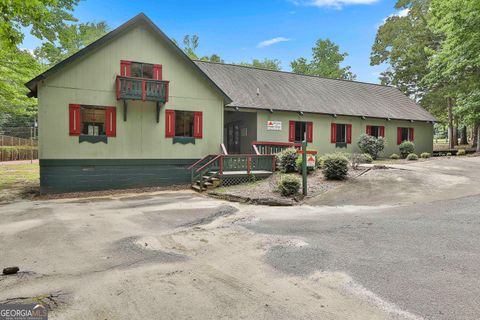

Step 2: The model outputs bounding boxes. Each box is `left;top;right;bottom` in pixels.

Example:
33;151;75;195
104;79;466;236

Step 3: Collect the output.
288;121;295;142
105;107;116;137
346;124;352;144
153;64;163;80
165;109;175;137
194;112;203;138
379;126;385;137
68;104;81;136
306;121;313;143
120;60;131;76
397;128;402;144
366;125;371;135
331;123;336;143
409;128;414;141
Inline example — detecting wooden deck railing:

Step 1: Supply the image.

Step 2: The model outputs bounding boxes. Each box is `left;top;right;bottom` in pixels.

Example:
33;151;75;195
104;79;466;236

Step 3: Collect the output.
190;154;276;184
252;141;302;155
116;76;169;102
220;154;275;174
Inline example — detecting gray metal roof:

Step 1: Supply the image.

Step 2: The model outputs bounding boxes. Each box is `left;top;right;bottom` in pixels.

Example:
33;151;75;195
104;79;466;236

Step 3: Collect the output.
195;61;435;122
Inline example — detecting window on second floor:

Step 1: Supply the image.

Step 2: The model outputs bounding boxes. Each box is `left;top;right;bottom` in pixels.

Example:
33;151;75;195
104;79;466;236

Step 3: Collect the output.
131;62;154;79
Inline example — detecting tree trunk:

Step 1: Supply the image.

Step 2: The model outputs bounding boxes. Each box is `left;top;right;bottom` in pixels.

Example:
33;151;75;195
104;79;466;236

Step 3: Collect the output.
447;97;454;149
453;116;458;146
473;123;479;148
477;125;480;152
460;125;468;145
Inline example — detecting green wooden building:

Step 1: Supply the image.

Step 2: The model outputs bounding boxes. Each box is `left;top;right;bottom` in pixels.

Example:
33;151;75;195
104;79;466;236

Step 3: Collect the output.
26;13;435;194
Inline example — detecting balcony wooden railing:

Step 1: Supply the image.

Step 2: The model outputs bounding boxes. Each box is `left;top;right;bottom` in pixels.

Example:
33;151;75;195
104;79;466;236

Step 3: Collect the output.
252;141;302;155
116;76;169;102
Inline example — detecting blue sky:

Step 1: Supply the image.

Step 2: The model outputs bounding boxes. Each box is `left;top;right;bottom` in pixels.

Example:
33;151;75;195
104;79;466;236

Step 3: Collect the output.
22;0;406;83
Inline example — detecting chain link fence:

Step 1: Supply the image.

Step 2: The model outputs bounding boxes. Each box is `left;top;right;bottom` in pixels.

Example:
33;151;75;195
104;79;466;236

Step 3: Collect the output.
0;127;38;162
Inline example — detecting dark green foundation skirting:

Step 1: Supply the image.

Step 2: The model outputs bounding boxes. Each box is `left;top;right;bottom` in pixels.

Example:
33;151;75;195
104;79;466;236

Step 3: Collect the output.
40;159;198;194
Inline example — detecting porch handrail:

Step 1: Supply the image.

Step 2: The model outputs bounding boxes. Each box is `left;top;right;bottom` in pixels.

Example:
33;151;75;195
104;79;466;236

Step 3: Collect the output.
220;143;228;155
252;144;260;155
252;141;302;147
252;141;302;155
195;155;222;173
188;154;216;170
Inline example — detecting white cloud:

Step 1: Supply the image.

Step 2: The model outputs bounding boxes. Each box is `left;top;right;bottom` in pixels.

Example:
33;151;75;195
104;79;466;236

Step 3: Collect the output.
257;37;291;48
20;47;35;56
380;8;410;25
396;8;410;17
291;0;379;9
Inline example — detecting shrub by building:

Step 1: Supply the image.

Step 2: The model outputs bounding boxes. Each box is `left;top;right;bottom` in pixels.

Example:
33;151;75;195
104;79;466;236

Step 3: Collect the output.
277;174;301;196
407;153;418;160
322;153;349;180
399;141;415;159
361;153;373;163
277;148;298;173
357;134;385;159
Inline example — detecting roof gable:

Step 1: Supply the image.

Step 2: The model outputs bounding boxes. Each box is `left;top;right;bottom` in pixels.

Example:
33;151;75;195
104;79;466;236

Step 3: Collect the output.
25;13;231;104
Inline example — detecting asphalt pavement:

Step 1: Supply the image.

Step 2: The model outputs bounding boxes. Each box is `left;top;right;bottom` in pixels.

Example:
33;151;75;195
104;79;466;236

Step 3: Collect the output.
244;157;480;320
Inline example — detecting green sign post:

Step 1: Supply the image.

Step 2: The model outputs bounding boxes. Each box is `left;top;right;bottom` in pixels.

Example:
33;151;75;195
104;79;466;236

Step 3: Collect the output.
302;139;307;196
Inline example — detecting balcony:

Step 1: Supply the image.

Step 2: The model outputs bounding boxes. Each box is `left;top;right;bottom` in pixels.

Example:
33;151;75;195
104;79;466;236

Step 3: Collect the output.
116;76;169;102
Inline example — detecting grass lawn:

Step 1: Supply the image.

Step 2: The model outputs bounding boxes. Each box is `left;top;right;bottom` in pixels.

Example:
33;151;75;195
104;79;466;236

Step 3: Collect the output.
0;163;39;202
0;163;39;189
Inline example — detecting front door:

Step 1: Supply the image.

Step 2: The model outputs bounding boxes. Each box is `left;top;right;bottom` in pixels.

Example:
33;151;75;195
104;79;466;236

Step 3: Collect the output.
226;122;241;154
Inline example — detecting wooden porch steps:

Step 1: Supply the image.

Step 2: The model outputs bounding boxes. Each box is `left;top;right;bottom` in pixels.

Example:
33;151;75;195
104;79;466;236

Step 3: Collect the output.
189;153;276;192
191;170;273;192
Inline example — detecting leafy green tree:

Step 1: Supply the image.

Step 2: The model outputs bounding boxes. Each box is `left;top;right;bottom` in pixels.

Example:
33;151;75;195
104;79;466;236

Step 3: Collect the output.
291;39;356;80
238;58;281;71
426;0;480;149
199;54;224;63
370;0;438;99
0;49;43;115
370;0;463;147
290;57;310;75
0;0;79;49
173;34;223;62
34;21;109;65
0;0;80;115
